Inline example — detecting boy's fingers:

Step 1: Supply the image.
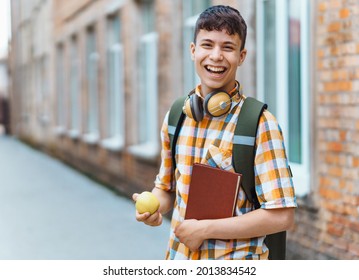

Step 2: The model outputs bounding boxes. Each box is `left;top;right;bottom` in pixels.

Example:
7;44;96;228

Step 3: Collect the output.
146;211;162;226
135;211;151;221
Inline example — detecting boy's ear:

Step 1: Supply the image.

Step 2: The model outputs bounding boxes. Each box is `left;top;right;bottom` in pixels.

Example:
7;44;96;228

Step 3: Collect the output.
238;49;247;66
190;42;196;61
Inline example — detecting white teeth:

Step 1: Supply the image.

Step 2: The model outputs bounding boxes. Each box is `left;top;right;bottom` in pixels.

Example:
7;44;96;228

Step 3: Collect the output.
206;66;225;73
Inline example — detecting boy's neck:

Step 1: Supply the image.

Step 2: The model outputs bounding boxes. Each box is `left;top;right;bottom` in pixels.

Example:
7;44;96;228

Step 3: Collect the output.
199;81;238;97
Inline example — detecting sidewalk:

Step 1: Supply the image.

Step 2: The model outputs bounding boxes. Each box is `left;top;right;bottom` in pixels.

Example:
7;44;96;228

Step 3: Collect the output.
0;135;170;260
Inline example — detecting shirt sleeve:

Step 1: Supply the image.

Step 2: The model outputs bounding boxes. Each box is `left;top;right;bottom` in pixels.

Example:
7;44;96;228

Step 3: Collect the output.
154;111;176;192
254;110;297;209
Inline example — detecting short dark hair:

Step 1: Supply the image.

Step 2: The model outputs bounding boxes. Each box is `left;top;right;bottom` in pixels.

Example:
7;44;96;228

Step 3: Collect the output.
193;5;247;50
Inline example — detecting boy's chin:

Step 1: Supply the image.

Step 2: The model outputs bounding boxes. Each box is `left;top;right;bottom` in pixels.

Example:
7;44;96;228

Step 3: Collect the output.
200;79;233;92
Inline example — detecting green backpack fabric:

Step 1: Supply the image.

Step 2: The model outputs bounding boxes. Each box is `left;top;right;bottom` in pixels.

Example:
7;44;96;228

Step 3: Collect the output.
168;95;287;260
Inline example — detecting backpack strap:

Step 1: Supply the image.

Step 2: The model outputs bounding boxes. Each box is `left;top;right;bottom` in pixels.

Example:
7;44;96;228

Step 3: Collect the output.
234;97;289;260
168;95;187;172
232;97;267;208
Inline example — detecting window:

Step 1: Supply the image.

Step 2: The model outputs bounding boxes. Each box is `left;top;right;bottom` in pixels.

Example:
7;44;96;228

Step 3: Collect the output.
68;35;81;139
128;0;159;159
101;15;125;151
256;0;311;196
83;27;99;144
34;58;42;122
182;0;211;94
20;64;31;122
55;43;67;135
35;55;50;126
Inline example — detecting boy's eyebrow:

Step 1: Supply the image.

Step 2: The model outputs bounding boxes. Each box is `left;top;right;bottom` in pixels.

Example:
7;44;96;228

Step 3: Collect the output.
199;38;238;46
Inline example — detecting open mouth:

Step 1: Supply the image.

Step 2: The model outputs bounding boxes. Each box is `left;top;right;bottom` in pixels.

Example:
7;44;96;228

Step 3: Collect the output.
205;65;227;75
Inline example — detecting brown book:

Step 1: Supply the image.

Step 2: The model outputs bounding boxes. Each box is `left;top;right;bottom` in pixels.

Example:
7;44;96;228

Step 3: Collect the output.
185;163;242;220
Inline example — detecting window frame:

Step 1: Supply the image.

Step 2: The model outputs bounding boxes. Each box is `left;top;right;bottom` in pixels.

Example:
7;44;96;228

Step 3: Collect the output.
55;43;67;135
83;26;100;145
68;35;81;139
128;1;159;160
101;15;126;152
256;0;311;196
128;31;159;160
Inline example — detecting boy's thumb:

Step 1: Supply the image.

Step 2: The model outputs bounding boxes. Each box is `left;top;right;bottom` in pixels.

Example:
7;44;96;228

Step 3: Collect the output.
132;193;139;202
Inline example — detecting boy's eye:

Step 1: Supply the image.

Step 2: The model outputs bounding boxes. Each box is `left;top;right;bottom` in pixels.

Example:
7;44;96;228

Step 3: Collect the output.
201;43;212;48
223;45;234;51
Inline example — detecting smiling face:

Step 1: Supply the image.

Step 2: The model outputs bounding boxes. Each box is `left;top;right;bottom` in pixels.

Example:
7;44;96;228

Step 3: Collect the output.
190;29;247;96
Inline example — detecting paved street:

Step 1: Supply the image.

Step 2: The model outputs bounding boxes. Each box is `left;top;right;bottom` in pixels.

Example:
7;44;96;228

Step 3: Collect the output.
0;135;170;260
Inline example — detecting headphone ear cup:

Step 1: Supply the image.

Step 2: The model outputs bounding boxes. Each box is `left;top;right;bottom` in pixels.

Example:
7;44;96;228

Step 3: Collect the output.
183;97;194;119
183;94;204;122
190;94;204;122
204;91;231;117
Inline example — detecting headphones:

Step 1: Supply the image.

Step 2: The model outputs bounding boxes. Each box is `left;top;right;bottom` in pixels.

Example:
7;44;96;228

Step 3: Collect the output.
183;84;240;122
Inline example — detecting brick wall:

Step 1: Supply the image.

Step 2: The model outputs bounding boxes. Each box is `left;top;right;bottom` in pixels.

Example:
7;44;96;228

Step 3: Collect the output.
288;0;359;259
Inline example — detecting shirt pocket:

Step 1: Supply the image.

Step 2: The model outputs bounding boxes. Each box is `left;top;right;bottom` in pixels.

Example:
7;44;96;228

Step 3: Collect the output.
202;144;235;172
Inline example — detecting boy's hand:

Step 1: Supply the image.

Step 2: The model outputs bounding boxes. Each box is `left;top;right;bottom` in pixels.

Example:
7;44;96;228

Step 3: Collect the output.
132;193;163;226
174;219;205;251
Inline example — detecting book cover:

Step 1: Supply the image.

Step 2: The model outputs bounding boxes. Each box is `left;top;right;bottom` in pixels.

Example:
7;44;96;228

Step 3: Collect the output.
185;163;242;220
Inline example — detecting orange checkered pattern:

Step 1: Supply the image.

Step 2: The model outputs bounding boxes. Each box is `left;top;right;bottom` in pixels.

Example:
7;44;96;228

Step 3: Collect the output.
154;86;297;260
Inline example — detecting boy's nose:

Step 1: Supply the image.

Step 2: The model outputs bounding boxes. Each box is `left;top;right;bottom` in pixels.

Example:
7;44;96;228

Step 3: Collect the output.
209;47;223;61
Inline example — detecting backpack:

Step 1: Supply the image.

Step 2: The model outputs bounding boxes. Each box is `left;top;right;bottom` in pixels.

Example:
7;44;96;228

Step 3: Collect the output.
167;95;287;260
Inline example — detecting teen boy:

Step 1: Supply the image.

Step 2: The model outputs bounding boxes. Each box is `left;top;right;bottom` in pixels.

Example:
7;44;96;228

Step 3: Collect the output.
133;5;297;260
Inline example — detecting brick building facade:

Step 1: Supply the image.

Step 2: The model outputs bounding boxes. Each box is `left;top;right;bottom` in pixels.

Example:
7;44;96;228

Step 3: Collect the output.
9;0;359;259
287;0;359;259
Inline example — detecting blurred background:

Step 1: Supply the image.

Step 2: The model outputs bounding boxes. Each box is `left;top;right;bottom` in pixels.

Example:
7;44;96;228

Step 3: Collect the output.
0;0;359;260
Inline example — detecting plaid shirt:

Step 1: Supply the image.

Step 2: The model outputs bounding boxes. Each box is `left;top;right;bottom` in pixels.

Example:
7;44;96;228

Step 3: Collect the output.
154;86;297;260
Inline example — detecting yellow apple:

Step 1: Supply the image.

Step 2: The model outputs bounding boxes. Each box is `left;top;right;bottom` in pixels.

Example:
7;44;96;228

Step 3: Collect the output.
135;191;160;214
